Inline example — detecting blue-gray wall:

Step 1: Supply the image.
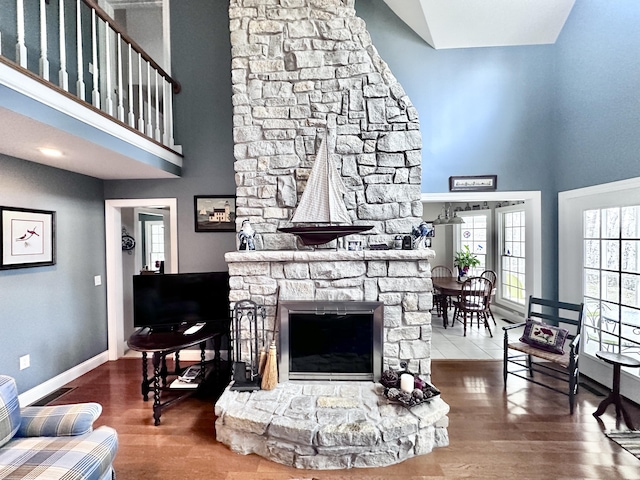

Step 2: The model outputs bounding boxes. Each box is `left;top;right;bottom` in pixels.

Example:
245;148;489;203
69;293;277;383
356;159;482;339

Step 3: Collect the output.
4;0;640;391
555;0;640;192
355;1;558;195
356;0;640;299
103;0;236;273
356;0;561;297
0;155;106;393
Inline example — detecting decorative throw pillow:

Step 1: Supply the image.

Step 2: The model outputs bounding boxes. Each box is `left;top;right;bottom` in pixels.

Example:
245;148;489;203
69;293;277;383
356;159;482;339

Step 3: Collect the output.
519;319;570;354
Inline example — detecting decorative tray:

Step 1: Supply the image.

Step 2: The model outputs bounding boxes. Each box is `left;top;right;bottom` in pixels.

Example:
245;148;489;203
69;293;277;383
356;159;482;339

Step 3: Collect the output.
380;363;440;408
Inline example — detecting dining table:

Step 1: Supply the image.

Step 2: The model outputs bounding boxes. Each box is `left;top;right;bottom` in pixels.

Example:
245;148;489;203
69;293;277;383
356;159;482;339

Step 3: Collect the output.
431;277;465;328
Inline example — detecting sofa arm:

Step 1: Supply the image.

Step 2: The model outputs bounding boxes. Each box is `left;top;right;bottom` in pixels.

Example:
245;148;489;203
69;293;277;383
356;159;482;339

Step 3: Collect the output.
17;403;102;437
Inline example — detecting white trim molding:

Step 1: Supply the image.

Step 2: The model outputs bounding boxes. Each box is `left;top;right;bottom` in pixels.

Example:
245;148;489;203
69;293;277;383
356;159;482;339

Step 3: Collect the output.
18;352;109;407
559;177;640;404
105;198;178;360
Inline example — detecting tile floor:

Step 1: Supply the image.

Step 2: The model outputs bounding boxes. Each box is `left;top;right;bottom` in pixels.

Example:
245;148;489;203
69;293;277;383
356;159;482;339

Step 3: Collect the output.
431;306;525;360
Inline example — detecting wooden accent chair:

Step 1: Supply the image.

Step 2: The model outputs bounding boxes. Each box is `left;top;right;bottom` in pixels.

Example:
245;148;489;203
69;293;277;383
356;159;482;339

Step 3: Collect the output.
431;265;453;317
452;276;494;337
503;296;584;414
481;270;497;325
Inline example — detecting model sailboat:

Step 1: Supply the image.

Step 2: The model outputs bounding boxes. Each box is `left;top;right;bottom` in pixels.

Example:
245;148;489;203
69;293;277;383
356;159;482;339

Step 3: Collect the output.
278;132;372;246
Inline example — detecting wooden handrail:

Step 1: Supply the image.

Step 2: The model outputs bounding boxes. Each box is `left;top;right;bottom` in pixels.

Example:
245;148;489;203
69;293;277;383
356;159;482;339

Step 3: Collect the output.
82;0;180;94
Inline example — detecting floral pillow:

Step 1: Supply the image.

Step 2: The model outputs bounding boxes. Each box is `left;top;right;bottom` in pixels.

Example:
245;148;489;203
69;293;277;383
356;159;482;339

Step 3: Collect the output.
519;319;570;354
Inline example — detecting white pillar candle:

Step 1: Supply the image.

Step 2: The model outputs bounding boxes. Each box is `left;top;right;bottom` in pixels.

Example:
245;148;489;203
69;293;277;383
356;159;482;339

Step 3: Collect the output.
400;373;414;393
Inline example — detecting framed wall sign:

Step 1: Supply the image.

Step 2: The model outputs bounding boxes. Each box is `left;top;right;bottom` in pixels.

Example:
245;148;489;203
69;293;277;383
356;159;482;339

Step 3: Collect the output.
1;207;56;269
449;175;497;192
194;195;236;232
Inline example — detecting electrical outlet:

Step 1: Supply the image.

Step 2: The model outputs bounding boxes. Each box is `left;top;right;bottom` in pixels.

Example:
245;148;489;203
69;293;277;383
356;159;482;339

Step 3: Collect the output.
19;354;30;370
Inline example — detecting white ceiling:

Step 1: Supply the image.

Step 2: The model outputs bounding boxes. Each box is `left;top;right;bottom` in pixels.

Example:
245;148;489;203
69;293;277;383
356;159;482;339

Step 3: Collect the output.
383;0;576;49
0;107;177;180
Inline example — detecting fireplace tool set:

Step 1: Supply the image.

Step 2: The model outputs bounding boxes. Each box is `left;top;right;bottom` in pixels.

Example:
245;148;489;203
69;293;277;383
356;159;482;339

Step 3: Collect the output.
229;300;276;391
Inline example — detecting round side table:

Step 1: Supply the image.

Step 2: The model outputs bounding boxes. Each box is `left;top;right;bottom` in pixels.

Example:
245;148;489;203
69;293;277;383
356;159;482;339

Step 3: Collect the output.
592;351;640;430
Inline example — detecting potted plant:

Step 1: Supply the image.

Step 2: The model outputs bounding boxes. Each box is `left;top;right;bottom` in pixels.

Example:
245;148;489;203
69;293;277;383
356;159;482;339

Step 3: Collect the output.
454;245;480;280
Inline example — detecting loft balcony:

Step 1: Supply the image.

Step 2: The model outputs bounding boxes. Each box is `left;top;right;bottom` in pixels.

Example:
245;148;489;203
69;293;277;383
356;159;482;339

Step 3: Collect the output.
0;0;182;179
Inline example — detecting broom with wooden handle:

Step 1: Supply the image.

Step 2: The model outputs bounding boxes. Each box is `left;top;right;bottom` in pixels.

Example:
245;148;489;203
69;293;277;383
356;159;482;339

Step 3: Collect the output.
261;341;278;390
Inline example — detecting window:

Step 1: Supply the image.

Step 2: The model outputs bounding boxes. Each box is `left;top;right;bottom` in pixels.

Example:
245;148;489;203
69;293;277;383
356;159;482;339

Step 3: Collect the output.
499;207;526;307
457;212;488;277
145;221;165;270
583;206;640;369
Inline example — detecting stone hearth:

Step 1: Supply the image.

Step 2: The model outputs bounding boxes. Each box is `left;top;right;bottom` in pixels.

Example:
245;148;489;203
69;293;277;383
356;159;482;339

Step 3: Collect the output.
215;381;449;469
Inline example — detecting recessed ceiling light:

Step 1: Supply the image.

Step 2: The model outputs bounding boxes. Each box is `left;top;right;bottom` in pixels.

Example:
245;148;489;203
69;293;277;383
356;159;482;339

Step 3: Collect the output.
38;147;63;157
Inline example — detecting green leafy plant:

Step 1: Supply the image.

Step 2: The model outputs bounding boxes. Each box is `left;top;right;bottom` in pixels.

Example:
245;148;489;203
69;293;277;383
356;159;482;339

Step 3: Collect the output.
454;245;480;273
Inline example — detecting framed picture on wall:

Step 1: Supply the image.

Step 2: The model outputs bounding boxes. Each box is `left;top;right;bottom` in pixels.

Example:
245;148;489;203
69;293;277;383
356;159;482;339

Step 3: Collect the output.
1;206;56;269
449;175;497;192
194;195;236;232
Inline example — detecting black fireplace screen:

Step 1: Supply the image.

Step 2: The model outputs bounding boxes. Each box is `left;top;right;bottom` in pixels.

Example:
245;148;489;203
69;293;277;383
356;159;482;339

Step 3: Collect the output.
278;301;384;381
289;312;373;374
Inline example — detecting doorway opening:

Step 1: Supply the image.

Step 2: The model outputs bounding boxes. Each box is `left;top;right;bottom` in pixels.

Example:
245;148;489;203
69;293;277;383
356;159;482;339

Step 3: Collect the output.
105;198;178;360
422;191;542;360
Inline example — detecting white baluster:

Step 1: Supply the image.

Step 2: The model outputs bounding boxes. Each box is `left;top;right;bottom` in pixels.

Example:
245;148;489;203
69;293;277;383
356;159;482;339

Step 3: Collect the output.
117;33;124;122
154;71;161;142
137;52;144;133
127;43;135;127
39;0;49;80
58;0;68;90
167;81;175;148
104;25;113;116
16;0;27;68
91;9;100;108
76;0;85;101
146;62;153;136
162;77;169;147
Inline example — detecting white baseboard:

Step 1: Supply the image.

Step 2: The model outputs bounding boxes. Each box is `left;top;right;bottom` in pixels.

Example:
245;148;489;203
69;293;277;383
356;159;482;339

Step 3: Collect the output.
18;352;110;407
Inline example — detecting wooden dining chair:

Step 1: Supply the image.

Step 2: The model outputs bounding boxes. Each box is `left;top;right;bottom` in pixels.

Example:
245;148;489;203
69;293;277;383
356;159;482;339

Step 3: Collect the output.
452;276;494;337
431;265;453;317
481;270;497;325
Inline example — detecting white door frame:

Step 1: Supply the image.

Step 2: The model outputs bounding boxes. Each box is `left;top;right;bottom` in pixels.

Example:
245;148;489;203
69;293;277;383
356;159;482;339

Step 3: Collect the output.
422;191;542;303
105;198;178;360
559;177;640;403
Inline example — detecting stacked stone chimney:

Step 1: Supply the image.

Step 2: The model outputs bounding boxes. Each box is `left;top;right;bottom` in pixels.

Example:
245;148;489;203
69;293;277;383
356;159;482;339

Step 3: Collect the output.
229;0;423;250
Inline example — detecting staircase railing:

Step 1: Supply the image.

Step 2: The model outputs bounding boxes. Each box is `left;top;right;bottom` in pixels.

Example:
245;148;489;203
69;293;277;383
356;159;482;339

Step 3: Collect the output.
1;0;181;151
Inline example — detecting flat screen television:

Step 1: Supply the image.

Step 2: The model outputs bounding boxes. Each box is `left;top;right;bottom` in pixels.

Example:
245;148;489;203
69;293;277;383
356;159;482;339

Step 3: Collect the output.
133;272;230;330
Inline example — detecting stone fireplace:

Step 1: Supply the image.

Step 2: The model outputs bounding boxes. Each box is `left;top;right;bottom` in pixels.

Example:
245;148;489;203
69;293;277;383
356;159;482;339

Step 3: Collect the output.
215;250;449;469
214;0;449;469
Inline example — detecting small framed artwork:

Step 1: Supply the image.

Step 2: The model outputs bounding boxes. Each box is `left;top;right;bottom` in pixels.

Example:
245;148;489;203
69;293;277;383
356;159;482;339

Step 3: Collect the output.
1;206;56;269
194;196;236;232
449;175;497;192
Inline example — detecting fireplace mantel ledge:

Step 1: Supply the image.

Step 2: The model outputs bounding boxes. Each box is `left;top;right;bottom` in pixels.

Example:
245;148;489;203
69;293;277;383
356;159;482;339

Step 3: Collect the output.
224;249;435;263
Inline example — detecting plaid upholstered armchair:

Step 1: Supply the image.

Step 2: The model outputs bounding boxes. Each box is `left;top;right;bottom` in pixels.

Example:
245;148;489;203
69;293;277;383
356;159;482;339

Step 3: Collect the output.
0;375;118;479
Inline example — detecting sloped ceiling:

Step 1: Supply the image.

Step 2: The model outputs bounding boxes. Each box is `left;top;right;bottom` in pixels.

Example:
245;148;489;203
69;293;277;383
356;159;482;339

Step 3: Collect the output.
383;0;576;49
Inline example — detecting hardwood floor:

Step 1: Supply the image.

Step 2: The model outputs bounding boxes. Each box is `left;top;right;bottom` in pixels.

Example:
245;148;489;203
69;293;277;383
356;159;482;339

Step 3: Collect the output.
50;359;640;479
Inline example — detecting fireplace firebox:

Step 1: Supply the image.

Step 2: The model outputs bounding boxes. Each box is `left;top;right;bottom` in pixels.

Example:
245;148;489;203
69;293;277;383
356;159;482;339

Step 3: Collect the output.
278;301;383;382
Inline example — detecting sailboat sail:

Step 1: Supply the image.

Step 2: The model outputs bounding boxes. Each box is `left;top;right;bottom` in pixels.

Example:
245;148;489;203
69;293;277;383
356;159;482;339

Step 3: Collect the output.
290;133;351;224
277;130;373;246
